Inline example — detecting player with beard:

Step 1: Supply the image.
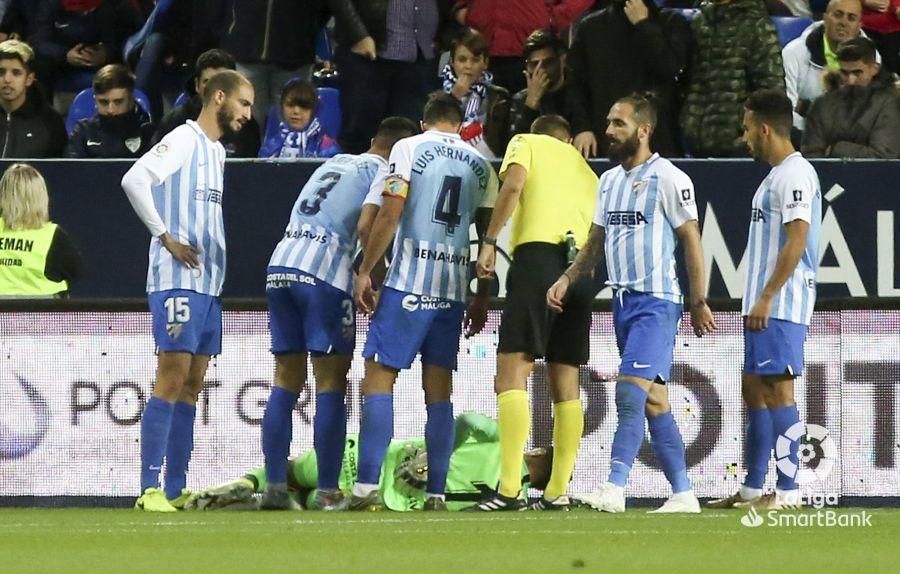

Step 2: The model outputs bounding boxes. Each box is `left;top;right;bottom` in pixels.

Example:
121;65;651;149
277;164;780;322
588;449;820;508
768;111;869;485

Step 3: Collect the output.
708;89;821;511
122;70;254;512
547;92;716;513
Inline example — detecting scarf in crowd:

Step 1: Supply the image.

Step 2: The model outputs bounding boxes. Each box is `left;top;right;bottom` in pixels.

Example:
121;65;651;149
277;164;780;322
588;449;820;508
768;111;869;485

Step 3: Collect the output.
270;116;325;159
440;63;492;125
62;0;104;12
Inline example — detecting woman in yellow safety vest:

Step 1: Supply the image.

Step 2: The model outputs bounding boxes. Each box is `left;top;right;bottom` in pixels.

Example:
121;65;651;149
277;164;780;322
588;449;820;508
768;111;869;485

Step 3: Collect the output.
0;163;81;298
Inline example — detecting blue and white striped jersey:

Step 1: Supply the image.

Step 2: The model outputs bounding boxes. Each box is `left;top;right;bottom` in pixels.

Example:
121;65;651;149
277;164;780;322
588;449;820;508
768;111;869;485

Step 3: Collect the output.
268;153;387;294
593;153;698;304
137;120;227;296
382;131;498;302
742;152;821;325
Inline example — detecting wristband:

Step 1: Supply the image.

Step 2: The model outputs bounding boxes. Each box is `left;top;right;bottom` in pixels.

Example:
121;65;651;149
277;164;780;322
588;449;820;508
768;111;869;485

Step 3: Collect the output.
483;236;498;246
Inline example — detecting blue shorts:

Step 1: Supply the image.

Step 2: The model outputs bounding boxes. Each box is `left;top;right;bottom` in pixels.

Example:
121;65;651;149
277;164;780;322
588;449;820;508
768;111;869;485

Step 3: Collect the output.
266;266;355;356
362;287;465;371
743;318;807;377
613;290;682;383
149;289;222;355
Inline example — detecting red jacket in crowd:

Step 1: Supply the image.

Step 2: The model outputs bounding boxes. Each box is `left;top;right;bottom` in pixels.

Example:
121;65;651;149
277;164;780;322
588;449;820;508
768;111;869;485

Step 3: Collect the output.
454;0;593;57
862;0;900;35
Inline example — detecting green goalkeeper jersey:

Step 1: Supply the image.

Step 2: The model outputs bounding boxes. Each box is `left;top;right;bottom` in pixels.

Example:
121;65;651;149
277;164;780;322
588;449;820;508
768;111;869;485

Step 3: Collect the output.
246;413;528;511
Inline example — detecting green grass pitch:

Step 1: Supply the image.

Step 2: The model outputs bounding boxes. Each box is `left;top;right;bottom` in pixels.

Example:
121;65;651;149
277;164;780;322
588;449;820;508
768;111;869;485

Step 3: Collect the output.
1;508;897;573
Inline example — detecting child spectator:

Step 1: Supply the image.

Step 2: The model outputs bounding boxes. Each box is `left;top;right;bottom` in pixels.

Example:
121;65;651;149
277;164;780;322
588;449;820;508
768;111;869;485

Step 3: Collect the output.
440;28;509;158
258;79;340;159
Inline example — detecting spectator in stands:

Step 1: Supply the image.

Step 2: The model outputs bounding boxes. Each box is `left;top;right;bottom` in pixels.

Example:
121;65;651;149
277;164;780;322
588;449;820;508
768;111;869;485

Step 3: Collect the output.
154;48;261;158
862;0;900;75
128;0;229;123
64;64;153;158
222;0;330;131
331;0;449;154
508;29;570;140
681;0;785;157
30;0;142;90
0;163;81;298
567;0;691;158
440;27;509;157
453;0;593;95
783;0;876;131
258;78;341;159
802;37;900;158
0;40;67;158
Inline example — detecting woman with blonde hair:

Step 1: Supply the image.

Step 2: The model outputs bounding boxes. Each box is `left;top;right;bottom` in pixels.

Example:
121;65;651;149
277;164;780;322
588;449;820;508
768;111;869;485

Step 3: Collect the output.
0;163;81;297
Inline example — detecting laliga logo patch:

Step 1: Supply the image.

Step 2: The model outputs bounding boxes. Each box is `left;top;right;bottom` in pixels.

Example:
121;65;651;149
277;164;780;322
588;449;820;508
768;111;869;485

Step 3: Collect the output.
775;422;837;485
401;294;420;312
0;374;51;459
152;143;169;157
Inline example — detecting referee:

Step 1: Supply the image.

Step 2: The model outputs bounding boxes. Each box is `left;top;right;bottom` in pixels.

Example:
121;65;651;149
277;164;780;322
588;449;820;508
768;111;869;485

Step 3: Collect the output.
472;115;599;511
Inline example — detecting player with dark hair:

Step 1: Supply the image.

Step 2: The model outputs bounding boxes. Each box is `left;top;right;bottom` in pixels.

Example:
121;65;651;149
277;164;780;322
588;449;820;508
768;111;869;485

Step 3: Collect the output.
349;92;498;511
186;413;555;512
472;114;598;511
548;92;715;514
259;116;417;511
709;89;822;510
122;69;254;512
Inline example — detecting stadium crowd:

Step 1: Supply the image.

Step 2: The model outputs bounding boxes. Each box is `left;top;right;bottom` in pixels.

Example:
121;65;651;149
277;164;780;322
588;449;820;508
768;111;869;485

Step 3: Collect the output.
0;0;894;163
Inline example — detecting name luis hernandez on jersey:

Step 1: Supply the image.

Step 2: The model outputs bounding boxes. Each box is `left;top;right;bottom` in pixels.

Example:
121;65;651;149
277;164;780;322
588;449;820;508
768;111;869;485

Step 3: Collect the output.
410;145;488;188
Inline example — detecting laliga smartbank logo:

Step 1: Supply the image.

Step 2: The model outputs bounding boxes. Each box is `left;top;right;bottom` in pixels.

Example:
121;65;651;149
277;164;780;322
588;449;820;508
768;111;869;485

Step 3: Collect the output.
740;422;872;529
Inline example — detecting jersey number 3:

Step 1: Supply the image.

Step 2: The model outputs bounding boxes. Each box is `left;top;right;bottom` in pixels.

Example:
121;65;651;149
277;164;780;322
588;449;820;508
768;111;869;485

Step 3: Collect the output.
433;176;462;234
300;171;342;215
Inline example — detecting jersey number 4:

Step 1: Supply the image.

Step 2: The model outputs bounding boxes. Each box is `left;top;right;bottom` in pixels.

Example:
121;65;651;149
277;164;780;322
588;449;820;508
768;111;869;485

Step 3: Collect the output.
300;171;342;215
433;176;462;234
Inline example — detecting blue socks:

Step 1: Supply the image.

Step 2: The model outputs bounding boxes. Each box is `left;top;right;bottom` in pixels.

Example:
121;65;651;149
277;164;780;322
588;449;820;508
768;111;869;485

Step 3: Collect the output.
140;396;174;492
647;411;691;493
164;401;196;499
314;391;347;490
771;404;801;491
425;401;454;496
608;381;648;487
262;386;299;486
357;394;394;485
744;407;774;489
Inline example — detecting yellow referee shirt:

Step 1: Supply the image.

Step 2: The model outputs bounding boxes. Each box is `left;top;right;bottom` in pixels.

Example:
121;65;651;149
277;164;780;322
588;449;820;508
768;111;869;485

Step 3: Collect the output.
499;133;598;254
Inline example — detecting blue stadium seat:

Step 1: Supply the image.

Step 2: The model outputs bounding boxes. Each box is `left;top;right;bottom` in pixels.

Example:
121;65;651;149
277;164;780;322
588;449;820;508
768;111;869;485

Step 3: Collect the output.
674;8;699;21
65;88;153;134
772;16;813;48
173;91;190;108
316;87;341;140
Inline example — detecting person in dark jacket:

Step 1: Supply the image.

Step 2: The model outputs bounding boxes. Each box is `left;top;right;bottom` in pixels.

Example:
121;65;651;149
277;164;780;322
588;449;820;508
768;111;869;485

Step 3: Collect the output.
566;0;691;158
222;0;331;130
802;37;900;158
0;40;67;158
680;0;785;157
153;48;261;158
508;29;571;140
30;0;142;90
330;0;453;154
0;162;81;298
64;63;154;158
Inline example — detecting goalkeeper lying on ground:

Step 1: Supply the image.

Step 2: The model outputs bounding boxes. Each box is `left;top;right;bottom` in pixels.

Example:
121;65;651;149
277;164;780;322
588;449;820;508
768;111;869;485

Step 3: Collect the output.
185;413;553;511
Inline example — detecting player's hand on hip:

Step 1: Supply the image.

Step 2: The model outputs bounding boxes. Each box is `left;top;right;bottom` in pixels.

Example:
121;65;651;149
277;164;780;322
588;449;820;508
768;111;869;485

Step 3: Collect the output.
476;245;496;279
546;275;570;314
464;295;489;338
573;131;597;159
690;300;717;337
746;296;773;331
160;233;199;268
356;273;377;315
